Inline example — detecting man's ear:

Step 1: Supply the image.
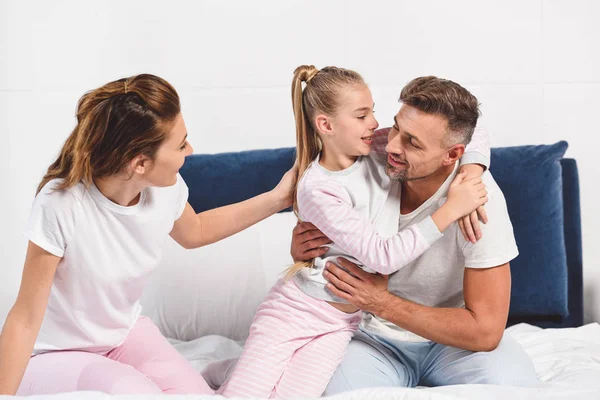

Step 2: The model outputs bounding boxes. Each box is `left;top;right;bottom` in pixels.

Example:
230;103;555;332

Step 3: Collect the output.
130;154;152;175
443;144;466;166
314;114;334;137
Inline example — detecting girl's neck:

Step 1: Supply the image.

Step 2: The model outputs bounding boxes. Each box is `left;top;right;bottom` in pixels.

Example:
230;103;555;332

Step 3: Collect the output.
318;147;358;171
93;175;146;207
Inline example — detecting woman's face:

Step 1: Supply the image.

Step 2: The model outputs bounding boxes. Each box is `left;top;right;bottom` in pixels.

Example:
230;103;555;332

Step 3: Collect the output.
144;113;193;187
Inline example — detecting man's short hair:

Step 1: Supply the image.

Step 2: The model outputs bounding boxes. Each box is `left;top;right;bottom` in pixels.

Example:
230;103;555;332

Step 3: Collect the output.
400;76;481;146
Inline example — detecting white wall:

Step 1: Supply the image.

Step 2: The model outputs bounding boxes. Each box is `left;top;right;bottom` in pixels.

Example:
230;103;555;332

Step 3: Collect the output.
1;0;598;323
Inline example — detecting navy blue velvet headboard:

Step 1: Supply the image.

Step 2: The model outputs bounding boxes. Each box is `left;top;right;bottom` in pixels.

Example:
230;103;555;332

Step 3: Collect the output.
180;144;583;329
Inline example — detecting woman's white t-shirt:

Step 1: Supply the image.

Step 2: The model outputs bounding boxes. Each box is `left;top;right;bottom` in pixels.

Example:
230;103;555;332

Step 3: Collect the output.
24;174;188;355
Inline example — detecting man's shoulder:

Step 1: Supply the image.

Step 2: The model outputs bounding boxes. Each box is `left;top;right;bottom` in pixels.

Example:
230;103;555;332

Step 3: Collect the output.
457;170;519;267
481;170;509;213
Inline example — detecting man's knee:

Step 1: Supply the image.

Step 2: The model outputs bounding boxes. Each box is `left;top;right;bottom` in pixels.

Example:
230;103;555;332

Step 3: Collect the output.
324;334;409;396
475;335;538;387
474;358;537;386
426;334;538;388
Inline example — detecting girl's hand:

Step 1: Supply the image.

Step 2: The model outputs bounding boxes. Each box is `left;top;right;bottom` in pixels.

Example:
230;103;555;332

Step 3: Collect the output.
458;206;488;244
457;164;489;243
446;172;488;221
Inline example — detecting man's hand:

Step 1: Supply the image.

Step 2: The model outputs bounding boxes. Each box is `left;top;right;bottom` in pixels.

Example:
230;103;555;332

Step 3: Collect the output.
290;221;332;261
324;257;390;314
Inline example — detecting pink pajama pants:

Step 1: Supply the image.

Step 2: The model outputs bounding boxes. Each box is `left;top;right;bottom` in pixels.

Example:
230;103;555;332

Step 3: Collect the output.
218;279;361;399
17;316;213;395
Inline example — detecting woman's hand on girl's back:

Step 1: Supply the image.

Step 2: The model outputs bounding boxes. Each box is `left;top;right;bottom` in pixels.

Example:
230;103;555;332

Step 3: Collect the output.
272;163;299;210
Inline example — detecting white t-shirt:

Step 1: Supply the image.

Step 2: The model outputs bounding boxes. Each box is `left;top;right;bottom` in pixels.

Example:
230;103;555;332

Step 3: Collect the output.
25;174;188;355
361;165;519;342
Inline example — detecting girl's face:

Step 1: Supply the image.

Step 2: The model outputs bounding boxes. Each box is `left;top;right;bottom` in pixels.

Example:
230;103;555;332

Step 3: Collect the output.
144;112;193;187
320;84;379;162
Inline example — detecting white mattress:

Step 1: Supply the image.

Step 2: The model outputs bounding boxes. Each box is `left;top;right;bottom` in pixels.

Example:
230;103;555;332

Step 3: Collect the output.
4;323;600;400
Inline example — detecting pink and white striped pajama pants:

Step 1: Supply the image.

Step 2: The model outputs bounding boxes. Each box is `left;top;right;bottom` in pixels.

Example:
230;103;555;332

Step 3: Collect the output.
218;279;361;398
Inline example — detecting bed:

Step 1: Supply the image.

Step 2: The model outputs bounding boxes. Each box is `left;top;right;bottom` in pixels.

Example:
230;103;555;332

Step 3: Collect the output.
5;131;599;399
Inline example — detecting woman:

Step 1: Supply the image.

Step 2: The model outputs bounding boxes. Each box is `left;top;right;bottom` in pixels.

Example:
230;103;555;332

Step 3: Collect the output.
0;73;297;395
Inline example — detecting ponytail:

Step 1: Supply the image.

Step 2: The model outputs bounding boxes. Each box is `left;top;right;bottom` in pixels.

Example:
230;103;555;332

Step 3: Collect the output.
285;65;323;280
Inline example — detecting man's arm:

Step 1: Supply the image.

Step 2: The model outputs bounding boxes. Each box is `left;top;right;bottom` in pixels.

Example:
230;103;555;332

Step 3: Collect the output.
324;259;511;352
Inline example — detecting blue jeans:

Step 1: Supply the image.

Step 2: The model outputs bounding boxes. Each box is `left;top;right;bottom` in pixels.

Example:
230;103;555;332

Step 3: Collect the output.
324;328;538;395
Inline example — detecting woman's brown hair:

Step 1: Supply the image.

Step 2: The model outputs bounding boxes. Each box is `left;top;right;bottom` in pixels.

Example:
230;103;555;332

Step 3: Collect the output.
37;74;181;194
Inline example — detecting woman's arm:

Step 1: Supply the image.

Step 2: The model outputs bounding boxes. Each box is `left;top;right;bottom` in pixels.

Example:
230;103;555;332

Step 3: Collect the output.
0;242;60;395
170;165;297;249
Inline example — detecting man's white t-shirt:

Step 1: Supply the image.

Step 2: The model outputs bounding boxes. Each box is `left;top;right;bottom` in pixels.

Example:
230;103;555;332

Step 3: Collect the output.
361;165;519;342
25;174;188;355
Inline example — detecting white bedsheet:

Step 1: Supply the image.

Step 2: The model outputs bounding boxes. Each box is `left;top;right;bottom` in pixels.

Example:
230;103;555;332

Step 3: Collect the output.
4;323;600;400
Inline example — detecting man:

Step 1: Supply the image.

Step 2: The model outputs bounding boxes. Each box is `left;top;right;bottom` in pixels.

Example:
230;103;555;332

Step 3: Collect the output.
290;76;538;392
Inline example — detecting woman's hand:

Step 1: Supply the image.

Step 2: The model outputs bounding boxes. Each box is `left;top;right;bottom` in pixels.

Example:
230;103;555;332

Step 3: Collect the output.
272;163;299;210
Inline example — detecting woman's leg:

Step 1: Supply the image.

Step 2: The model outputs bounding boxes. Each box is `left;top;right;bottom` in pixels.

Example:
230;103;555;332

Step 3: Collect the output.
106;316;214;394
17;350;162;395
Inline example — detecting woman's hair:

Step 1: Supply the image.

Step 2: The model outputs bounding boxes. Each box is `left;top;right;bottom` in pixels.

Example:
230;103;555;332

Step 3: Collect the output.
37;73;181;194
286;65;364;279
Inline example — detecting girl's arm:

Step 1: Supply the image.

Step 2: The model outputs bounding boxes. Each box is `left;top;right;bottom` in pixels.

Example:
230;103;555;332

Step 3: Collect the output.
298;176;486;275
170;165;297;249
0;242;60;395
457;128;492;242
460;127;490;170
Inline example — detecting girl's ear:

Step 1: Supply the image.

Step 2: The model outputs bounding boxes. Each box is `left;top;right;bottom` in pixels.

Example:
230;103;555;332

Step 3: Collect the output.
315;114;334;137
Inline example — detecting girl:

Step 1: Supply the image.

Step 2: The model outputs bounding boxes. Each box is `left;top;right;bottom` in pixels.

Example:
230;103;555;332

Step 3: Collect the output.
0;74;297;395
218;66;488;398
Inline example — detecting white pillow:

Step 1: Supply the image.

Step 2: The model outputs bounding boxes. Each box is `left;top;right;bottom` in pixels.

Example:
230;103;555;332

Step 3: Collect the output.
140;212;298;341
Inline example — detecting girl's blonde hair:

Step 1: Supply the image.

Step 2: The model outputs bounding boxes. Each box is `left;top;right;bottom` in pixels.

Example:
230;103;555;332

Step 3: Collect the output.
37;74;180;195
285;65;364;280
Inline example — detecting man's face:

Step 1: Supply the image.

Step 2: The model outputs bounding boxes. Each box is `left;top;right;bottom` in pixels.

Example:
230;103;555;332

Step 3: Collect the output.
385;105;450;182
